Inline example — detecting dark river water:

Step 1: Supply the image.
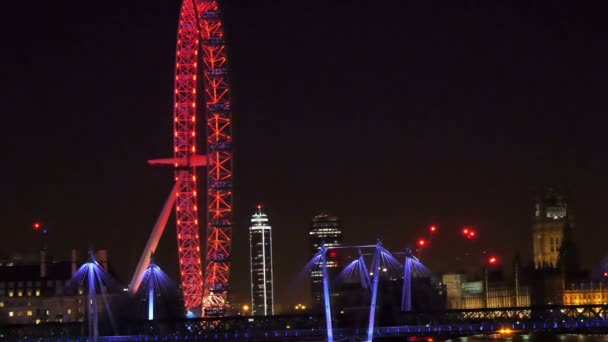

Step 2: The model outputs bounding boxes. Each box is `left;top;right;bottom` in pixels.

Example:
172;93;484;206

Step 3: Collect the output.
444;334;608;342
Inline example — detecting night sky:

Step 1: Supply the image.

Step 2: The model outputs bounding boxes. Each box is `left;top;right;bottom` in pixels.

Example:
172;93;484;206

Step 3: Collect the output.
1;1;608;308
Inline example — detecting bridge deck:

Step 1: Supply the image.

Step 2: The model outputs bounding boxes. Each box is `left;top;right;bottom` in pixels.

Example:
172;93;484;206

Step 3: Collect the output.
3;305;608;341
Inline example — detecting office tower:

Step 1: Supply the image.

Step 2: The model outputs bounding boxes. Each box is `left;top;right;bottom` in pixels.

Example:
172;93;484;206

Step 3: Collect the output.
249;205;274;315
309;213;343;308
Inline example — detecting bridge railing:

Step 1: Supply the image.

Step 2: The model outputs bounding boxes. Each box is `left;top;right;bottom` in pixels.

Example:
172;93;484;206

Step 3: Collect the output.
394;305;608;325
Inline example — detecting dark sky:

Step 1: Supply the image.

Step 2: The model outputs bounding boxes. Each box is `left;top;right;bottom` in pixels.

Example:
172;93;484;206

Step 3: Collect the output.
1;1;607;308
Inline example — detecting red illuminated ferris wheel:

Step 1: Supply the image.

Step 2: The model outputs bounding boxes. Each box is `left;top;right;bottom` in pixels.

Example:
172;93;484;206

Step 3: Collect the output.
129;0;233;317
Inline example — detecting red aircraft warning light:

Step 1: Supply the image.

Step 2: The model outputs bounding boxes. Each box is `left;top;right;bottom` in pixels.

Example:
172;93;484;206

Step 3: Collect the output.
33;222;41;231
418;238;427;247
462;227;477;239
429;225;437;233
603;272;608;278
488;256;498;265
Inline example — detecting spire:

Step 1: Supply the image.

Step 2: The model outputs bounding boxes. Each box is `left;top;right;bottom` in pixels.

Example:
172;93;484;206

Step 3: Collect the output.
251;204;269;226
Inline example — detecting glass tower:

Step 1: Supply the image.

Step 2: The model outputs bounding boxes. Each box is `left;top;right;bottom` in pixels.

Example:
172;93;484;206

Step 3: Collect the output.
249;205;274;316
309;213;343;308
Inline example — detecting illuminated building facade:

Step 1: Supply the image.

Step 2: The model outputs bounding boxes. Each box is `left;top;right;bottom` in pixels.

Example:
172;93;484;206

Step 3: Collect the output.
0;249;110;324
442;273;530;309
249;206;274;316
563;281;608;305
309;213;343;308
532;189;571;269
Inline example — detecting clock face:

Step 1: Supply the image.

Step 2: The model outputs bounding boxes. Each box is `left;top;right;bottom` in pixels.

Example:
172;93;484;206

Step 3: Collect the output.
546;206;566;219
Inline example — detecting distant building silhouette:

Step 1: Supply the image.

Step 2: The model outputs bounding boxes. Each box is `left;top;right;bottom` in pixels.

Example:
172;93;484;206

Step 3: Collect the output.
309;213;343;309
249;205;274;316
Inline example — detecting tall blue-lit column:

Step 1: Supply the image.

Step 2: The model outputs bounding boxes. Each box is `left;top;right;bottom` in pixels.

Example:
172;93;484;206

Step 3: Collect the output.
320;245;334;342
148;276;155;320
367;241;382;342
87;263;99;341
402;249;413;312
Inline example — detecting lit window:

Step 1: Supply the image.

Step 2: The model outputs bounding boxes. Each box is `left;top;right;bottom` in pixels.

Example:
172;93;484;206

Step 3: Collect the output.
8;291;13;297
27;310;33;316
0;302;3;307
17;291;23;297
67;308;72;315
35;290;40;296
8;311;14;317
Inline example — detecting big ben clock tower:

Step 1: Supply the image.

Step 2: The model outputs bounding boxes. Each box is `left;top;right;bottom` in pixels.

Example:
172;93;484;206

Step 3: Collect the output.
532;188;572;269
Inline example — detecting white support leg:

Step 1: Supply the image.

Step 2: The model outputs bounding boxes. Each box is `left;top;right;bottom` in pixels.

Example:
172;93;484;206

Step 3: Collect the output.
129;180;180;295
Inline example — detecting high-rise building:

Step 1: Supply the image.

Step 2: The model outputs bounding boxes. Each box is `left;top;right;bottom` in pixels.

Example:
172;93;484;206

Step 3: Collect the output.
309;213;343;308
249;205;274;316
532;188;573;269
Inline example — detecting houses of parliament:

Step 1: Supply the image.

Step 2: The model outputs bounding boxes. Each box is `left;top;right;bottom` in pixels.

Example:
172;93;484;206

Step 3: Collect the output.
444;188;607;309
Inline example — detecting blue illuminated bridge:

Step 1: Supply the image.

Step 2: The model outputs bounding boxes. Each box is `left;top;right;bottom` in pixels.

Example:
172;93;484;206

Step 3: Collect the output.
3;306;608;341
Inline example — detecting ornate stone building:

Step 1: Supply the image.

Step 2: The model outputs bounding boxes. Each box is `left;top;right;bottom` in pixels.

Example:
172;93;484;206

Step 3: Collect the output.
532;188;571;269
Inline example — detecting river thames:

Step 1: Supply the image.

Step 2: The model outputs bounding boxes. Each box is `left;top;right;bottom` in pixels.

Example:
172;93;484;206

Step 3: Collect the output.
445;334;608;342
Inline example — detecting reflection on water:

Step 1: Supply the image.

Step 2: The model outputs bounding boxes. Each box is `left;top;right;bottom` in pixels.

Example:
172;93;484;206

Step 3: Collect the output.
444;334;608;342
